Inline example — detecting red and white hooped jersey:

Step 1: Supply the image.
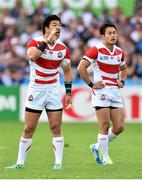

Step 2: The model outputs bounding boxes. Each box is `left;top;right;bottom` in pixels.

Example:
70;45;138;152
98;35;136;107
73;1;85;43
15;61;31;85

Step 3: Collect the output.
27;36;70;89
83;43;125;87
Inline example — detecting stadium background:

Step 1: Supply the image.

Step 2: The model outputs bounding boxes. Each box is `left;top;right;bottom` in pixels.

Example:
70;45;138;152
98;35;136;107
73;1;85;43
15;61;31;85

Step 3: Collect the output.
0;0;142;179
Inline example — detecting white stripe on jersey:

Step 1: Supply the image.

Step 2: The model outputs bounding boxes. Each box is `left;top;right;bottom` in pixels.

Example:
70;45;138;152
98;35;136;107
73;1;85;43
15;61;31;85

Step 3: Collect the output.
30;61;59;74
99;70;119;79
40;49;66;60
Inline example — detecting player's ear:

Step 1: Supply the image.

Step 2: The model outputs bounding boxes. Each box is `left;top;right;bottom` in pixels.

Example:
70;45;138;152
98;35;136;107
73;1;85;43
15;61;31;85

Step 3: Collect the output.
101;35;105;41
45;27;49;34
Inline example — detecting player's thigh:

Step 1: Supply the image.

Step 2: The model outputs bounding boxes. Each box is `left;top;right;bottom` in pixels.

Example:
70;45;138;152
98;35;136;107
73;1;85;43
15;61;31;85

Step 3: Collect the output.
46;110;63;129
110;107;125;130
25;89;46;110
96;107;111;133
24;111;41;129
46;88;63;110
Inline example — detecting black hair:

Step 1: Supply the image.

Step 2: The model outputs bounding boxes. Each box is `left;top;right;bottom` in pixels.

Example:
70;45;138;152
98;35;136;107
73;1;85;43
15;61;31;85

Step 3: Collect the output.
41;14;61;34
99;23;117;35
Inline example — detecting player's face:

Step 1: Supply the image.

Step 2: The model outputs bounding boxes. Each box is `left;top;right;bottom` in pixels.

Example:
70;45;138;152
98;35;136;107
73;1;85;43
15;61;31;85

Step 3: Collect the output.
103;27;117;45
48;20;61;38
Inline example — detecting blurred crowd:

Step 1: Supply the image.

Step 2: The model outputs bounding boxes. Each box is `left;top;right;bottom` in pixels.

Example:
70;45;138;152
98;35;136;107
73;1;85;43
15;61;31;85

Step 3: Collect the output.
0;0;142;86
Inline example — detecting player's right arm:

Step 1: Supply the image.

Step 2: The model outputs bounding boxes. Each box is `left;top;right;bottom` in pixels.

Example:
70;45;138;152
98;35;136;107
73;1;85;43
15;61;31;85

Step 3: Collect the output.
27;41;44;61
77;47;105;89
27;29;58;61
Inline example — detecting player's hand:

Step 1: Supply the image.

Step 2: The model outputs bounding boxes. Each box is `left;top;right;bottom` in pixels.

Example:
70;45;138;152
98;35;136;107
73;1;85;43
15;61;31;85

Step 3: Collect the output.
93;81;105;89
117;79;124;88
65;95;72;110
44;28;58;44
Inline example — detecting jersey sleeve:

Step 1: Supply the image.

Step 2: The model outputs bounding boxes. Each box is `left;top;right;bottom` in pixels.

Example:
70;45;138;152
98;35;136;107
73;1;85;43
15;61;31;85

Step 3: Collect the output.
27;39;38;49
120;51;125;66
83;47;98;63
60;46;71;67
65;46;71;59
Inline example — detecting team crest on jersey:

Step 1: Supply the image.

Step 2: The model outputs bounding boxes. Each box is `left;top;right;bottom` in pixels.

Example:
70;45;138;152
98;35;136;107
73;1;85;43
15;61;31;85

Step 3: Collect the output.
100;94;107;100
57;52;63;58
28;95;33;101
100;56;109;60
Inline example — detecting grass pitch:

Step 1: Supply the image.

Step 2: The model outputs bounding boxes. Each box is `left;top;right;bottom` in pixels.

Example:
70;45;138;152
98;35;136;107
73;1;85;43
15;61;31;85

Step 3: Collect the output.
0;122;142;179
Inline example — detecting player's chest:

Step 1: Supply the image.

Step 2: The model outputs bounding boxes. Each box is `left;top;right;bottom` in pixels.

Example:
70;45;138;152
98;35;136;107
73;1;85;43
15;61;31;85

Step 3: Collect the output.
97;54;121;65
41;49;66;60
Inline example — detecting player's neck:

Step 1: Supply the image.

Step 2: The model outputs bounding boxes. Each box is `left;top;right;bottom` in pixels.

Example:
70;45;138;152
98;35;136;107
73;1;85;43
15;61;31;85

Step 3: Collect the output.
103;43;114;52
48;42;56;46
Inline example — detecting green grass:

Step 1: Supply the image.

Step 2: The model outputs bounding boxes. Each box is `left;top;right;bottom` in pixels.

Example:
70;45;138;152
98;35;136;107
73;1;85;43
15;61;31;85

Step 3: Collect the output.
0;122;142;179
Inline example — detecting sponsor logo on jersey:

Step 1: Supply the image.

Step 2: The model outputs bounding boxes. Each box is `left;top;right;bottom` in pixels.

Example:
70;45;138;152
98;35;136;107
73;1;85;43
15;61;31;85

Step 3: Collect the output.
117;56;121;62
100;56;109;60
57;52;63;58
49;50;53;55
28;95;33;101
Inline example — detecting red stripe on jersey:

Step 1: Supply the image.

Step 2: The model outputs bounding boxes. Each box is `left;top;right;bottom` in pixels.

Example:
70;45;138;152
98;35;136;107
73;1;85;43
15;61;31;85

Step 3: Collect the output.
105;83;118;86
113;48;122;55
35;70;58;77
35;58;61;69
98;48;110;55
98;61;119;74
102;76;117;83
35;78;57;84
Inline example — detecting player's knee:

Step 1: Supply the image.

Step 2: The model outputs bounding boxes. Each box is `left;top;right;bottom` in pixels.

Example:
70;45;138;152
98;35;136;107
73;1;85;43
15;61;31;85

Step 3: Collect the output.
24;126;35;135
102;121;110;131
116;125;124;134
50;124;61;135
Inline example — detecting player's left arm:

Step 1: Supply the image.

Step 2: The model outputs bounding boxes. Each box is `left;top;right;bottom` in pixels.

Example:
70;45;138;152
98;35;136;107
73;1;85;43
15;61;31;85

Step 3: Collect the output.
61;46;73;109
62;62;73;109
117;51;127;88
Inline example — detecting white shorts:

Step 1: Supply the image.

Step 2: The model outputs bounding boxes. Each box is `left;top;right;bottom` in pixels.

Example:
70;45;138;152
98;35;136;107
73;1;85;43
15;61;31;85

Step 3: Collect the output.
25;87;63;111
92;87;123;108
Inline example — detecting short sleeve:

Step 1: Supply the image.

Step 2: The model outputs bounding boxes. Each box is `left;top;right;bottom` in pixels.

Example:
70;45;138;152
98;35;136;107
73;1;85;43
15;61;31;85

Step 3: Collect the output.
65;47;71;59
120;51;125;66
60;46;71;67
83;47;98;63
27;39;38;49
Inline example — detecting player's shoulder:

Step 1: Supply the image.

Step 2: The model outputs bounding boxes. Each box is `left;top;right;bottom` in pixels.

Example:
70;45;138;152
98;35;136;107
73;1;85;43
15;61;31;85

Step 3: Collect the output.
114;45;124;55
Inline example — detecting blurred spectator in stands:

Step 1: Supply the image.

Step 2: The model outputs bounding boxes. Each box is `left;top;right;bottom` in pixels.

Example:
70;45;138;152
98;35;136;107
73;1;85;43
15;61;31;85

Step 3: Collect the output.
11;0;22;18
127;52;142;81
60;2;76;26
0;16;7;40
81;5;94;28
0;1;142;86
87;24;102;47
71;48;83;79
33;0;50;16
134;52;142;79
16;8;31;34
130;22;142;43
0;64;24;86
